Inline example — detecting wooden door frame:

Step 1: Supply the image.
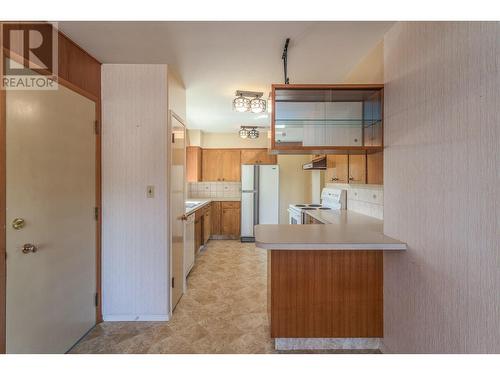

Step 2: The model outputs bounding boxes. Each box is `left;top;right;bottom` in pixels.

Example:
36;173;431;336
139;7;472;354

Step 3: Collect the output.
0;34;102;354
168;110;186;316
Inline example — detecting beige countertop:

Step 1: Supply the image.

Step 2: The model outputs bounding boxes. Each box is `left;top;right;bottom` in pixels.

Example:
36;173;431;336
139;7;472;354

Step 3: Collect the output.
185;197;240;216
255;210;406;251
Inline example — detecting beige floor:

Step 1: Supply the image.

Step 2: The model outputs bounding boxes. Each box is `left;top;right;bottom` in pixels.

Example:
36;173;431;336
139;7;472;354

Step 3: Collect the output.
71;240;378;354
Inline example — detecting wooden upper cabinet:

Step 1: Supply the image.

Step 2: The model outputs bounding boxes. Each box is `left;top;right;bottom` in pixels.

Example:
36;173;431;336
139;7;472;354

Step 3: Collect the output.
202;149;241;181
241;149;277;165
325;155;348;183
348;154;366;184
221;149;241;181
202;149;222;181
367;151;383;185
186;146;202;182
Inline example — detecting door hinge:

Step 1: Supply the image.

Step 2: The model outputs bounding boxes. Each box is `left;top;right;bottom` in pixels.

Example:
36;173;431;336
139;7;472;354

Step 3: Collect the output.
94;120;100;135
94;207;99;221
94;292;99;307
171;277;175;288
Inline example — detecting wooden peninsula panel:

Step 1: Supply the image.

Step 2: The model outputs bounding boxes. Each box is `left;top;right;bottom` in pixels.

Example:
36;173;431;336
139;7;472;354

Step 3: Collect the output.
268;250;383;338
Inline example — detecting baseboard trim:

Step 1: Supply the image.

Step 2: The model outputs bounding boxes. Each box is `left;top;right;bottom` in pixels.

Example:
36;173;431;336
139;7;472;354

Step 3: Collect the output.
103;314;170;322
274;338;381;351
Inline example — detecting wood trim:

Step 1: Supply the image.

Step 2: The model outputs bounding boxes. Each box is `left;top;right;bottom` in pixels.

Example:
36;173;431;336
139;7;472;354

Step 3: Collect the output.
269;250;383;338
0;51;6;354
0;22;102;352
272;83;385;90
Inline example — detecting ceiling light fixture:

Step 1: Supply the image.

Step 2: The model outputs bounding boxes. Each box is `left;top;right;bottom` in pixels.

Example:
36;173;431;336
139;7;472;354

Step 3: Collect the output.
239;128;249;139
233;94;250;113
248;128;259;139
250;96;266;113
233;90;265;113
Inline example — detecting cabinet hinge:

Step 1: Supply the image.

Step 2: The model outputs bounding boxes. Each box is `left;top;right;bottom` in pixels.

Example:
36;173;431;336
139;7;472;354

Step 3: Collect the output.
94;207;99;221
94;292;99;307
171;277;175;288
94;120;100;135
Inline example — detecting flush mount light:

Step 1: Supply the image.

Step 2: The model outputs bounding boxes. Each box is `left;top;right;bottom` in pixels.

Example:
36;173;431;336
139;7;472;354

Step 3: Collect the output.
248;128;259;139
233;90;265;113
233;94;250;113
250;96;266;113
239;128;249;139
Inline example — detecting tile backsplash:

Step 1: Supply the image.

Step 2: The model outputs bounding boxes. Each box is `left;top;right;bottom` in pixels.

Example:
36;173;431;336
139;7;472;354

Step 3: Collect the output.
188;182;242;199
325;183;383;220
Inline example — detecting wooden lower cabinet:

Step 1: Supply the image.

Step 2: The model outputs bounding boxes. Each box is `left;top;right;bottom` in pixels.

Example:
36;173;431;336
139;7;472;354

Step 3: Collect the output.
221;202;240;238
211;201;221;235
209;201;240;239
268;250;383;338
203;204;211;244
194;210;203;253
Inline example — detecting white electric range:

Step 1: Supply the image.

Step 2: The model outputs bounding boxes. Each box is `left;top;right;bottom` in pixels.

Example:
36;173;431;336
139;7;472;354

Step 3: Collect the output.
288;188;347;224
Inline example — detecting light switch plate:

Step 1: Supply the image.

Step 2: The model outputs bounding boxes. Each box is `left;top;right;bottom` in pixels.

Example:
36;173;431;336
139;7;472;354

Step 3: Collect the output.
147;185;154;198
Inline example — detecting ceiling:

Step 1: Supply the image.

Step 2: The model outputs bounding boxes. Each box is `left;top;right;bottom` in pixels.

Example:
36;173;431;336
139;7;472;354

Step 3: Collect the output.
58;21;393;132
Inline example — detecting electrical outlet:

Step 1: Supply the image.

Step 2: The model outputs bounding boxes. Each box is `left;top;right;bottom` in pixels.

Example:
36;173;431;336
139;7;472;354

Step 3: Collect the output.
147;185;155;198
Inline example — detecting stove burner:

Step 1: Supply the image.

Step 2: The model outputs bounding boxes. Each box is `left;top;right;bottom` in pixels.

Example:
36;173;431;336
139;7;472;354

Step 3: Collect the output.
319;207;332;210
308;204;322;207
295;204;306;207
301;207;316;210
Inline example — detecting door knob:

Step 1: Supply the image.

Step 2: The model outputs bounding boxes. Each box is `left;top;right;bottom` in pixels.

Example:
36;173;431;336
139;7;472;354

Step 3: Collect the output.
12;218;25;230
22;243;37;254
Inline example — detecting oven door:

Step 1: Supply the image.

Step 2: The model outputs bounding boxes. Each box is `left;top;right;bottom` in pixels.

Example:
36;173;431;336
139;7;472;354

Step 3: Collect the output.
288;208;302;224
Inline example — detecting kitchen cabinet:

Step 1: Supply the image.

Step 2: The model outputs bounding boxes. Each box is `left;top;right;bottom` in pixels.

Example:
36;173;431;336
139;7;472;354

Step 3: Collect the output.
325;153;383;185
186;146;202;182
211;201;221;235
325;155;348;183
221;201;241;238
348;154;366;184
209;201;240;239
194;209;203;253
203;204;211;244
202;149;222;181
202;149;241;181
241;149;277;164
367;151;383;184
271;84;383;153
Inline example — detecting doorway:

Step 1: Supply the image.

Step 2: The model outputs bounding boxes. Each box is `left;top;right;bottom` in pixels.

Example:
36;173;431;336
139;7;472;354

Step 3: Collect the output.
5;83;97;353
170;111;186;312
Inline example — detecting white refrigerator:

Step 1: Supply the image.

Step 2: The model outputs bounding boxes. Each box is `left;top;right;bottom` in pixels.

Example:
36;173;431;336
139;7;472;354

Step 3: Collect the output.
240;164;279;242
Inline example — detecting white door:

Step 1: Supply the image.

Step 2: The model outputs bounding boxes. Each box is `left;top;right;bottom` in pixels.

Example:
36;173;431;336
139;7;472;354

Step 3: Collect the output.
170;112;185;311
6;84;96;353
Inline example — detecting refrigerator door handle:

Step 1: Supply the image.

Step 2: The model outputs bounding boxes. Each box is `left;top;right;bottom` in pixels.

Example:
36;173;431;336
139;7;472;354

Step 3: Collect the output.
254;165;259;226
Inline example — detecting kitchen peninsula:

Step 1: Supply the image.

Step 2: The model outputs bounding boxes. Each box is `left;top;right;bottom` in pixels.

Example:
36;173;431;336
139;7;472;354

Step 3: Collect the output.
255;211;406;350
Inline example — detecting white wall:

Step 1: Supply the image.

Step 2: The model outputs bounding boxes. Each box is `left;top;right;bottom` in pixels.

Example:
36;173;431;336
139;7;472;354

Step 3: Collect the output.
383;22;499;353
101;64;170;321
277;155;312;224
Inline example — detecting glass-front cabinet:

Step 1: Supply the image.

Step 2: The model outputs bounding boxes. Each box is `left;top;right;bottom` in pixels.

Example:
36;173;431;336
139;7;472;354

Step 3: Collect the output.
271;84;383;153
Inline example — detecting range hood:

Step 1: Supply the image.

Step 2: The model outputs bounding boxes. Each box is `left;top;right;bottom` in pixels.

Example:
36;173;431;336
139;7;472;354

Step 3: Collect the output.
302;156;327;170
